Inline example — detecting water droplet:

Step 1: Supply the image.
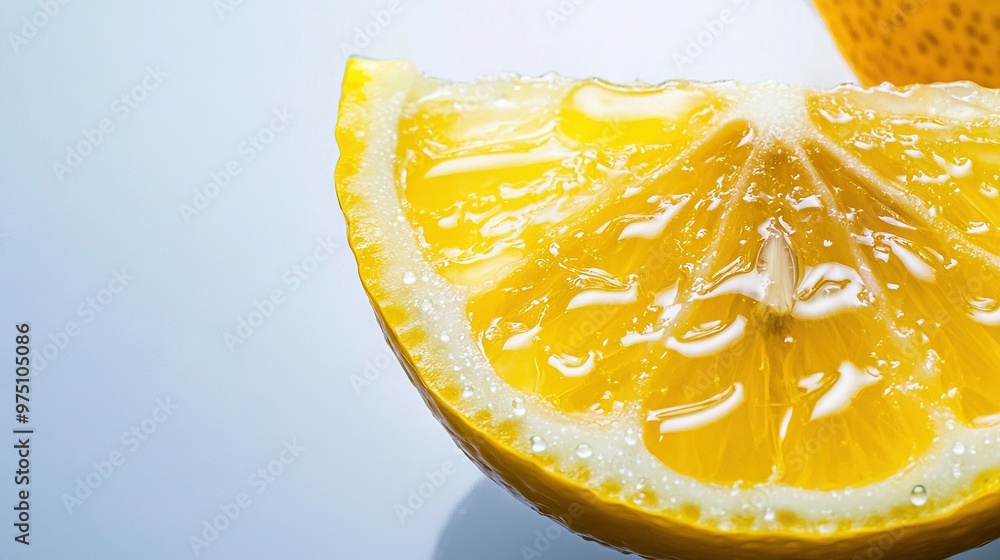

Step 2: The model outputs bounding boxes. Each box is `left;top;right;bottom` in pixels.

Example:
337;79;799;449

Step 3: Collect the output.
763;508;776;522
461;386;474;398
910;485;928;506
575;443;593;459
511;398;526;417
624;428;638;446
403;271;416;285
530;436;548;453
953;441;966;455
439;333;450;342
631;490;653;506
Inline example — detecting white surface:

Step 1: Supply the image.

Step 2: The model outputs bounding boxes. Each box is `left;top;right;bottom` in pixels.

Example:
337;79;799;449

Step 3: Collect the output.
0;1;997;559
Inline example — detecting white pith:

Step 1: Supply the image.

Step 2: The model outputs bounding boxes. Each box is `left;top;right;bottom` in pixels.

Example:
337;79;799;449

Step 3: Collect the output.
341;59;1000;533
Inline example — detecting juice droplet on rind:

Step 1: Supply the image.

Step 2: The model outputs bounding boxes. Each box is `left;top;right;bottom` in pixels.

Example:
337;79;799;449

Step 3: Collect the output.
512;397;527;417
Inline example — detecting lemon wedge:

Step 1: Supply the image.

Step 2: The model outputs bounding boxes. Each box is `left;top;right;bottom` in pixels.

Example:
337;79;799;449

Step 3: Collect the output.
336;58;1000;560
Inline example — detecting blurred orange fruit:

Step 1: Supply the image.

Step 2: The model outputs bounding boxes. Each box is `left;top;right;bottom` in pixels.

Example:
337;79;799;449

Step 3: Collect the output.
815;0;1000;87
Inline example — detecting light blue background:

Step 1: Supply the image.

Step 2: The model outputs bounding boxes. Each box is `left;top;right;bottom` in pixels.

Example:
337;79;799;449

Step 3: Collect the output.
1;1;997;559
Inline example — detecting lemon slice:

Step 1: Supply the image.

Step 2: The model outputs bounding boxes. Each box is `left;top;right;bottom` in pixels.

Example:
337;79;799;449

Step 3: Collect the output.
336;58;1000;560
815;0;1000;87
